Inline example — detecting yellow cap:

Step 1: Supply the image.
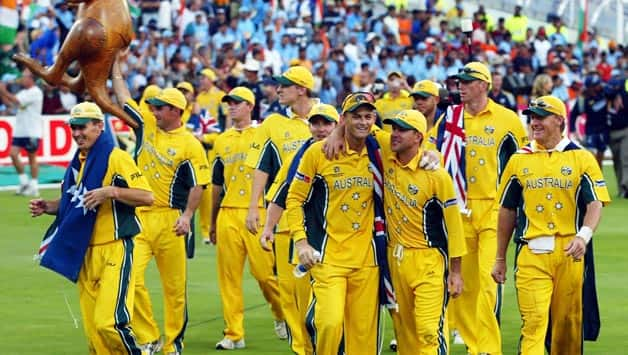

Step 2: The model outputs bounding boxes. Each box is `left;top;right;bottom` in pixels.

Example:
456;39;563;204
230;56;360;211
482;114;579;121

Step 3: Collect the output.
221;86;256;105
410;80;439;98
307;103;339;123
289;58;302;67
142;85;161;101
273;65;314;90
387;71;404;79
522;95;567;118
452;61;492;86
341;92;377;114
201;68;217;81
69;102;104;125
147;88;187;110
176;81;195;94
383;110;427;135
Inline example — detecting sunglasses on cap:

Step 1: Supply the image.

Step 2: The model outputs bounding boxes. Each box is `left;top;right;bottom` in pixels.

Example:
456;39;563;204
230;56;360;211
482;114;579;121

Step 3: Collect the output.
529;98;553;110
342;91;375;105
458;67;490;82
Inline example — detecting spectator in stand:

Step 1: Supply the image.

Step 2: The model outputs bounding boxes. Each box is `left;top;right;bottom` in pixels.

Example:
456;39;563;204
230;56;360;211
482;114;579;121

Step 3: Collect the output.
489;72;517;112
551;75;569;102
607;77;628;198
597;52;613;82
533;27;552;71
531;74;554;100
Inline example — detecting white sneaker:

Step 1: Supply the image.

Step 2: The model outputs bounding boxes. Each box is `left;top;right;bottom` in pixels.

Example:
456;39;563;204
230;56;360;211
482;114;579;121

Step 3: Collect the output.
215;337;246;350
389;338;397;352
22;184;39;197
15;184;28;195
274;320;288;340
203;237;211;245
141;339;163;354
452;329;465;345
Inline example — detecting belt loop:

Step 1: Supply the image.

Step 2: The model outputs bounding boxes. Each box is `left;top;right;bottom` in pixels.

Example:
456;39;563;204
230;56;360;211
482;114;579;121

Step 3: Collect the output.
392;244;404;265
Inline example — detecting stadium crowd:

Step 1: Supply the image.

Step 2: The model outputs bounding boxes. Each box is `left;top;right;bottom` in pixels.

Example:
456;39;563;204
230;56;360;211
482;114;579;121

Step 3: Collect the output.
1;0;627;354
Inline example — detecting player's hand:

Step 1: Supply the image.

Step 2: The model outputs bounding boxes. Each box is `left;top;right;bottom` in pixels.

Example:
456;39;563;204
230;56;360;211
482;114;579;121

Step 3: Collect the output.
260;227;275;251
173;215;191;236
83;186;113;210
295;240;318;269
491;259;507;284
447;271;463;298
209;225;217;244
245;206;260;234
565;236;587;260
420;150;440;170
29;199;47;217
323;128;345;160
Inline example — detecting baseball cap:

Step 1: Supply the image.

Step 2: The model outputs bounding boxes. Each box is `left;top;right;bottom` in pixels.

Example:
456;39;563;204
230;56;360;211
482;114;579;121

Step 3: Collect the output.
273;65;314;90
452;62;492;86
522;96;566;118
307;103;339;123
147;88;187;110
201;68;217;81
221;86;256;105
410;80;439;98
387;71;404;80
142;84;161;101
341;92;377;114
69;102;104;125
243;59;260;72
383;110;427;135
176;81;194;94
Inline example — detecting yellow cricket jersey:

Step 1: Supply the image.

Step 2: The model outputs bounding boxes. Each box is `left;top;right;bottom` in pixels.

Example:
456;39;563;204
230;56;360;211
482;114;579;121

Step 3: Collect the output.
77;148;152;245
425;99;528;201
212;126;262;208
181;104;193;125
196;87;226;120
124;100;211;210
374;91;414;132
286;140;377;268
382;148;466;257
246;111;312;231
498;138;611;242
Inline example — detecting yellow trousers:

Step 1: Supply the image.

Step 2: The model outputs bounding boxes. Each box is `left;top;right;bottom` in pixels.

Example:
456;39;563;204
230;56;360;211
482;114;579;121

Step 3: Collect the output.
449;199;503;355
515;237;584;355
216;208;283;340
307;263;380;355
198;184;212;239
133;209;187;354
78;238;143;355
389;245;448;355
275;231;313;355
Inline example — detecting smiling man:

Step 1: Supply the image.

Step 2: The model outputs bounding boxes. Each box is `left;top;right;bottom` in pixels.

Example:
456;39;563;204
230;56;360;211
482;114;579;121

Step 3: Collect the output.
29;102;153;354
492;95;609;354
287;93;383;355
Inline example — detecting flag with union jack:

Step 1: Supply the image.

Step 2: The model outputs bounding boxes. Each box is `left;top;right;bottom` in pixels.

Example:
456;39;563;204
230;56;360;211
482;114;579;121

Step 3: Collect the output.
436;104;469;215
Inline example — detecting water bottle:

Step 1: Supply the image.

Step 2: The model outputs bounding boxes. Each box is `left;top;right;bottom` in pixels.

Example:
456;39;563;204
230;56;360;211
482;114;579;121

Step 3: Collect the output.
293;251;321;278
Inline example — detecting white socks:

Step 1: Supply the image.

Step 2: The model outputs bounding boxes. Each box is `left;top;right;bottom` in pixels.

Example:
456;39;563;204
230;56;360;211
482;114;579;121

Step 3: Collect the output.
18;173;28;186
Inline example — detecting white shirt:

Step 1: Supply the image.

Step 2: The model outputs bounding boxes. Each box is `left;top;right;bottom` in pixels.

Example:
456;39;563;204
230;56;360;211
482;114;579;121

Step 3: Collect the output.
14;86;44;138
59;91;77;112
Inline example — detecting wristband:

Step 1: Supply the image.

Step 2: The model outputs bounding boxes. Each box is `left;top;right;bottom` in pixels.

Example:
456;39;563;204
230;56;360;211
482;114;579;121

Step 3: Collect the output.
576;226;593;244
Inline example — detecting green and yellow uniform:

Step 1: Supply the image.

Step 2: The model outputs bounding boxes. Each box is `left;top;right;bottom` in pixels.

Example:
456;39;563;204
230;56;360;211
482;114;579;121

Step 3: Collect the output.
212;124;283;341
425;99;527;355
498;138;610;354
286;139;380;355
79;148;152;355
196;86;225;121
245;111;312;354
374;91;414;132
124;99;211;354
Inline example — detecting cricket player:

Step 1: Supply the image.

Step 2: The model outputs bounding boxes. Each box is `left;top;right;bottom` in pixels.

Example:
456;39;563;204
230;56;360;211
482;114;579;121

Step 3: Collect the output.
30;102;153;354
245;66;316;342
425;62;528;354
286;93;384;355
210;87;283;350
492;96;609;354
112;60;211;355
409;80;443;131
382;110;466;354
260;103;339;355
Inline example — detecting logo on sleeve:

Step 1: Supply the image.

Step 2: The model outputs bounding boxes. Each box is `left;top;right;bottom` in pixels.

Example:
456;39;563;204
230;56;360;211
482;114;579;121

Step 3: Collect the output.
295;172;311;183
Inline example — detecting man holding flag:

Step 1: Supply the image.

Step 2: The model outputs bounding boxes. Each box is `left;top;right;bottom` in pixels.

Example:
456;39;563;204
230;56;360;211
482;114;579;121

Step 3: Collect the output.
425;62;527;354
30;101;154;354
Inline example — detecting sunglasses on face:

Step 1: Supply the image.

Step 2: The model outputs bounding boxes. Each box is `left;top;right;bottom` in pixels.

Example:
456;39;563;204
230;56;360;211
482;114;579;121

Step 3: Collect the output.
459;67;490;82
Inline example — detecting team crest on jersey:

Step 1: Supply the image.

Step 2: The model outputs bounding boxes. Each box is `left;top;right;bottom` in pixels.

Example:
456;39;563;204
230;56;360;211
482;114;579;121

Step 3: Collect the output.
484;125;495;134
388;168;394;175
334;166;341;174
284;131;290;138
225;146;231;153
522;168;530;176
408;184;419;195
167;148;177;156
561;166;572;176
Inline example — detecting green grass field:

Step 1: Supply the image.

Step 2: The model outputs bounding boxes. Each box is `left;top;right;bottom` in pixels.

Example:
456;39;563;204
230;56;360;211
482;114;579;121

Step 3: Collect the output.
1;167;627;354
